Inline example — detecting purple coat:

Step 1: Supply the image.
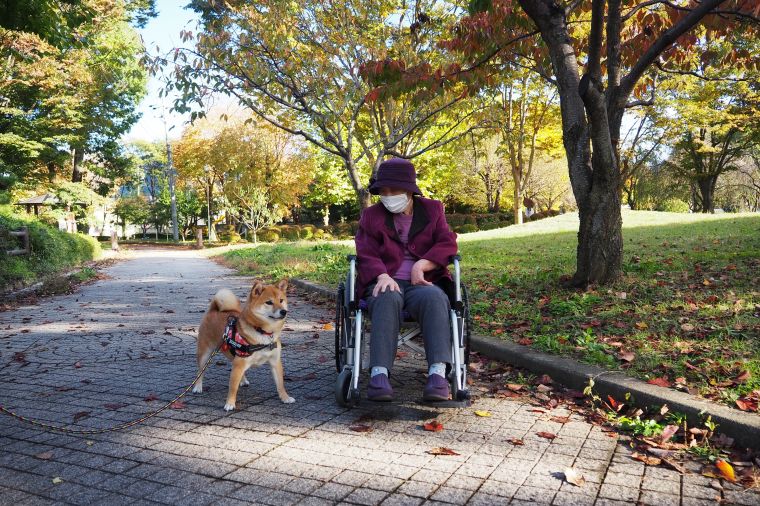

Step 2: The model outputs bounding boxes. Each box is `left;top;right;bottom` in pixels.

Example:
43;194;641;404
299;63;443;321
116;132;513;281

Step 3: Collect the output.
354;196;458;299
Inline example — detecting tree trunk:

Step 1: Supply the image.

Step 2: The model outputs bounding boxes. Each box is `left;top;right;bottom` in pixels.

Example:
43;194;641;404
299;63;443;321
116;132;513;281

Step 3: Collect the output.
575;182;623;285
71;148;84;183
513;184;522;224
697;176;717;213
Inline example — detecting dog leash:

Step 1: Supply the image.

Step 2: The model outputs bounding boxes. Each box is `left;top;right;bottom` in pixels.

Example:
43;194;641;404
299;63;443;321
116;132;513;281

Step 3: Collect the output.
0;345;222;435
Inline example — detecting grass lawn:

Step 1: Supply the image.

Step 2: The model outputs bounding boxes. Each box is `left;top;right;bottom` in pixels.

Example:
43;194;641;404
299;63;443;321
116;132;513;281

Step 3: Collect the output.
215;210;760;412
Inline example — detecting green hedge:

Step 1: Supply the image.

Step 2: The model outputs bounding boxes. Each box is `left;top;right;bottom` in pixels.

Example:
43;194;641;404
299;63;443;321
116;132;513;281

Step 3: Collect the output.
0;208;101;290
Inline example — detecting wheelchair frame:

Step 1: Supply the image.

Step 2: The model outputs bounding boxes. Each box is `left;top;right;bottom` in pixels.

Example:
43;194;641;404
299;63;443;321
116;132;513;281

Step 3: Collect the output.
334;254;471;407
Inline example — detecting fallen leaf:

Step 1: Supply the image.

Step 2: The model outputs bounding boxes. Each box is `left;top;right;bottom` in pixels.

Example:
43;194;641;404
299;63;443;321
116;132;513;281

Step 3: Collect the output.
516;338;533;346
735;398;758;412
52;477;63;485
647;448;676;459
618;350;635;362
507;383;524;392
73;361;82;368
735;370;751;383
716;460;736;482
349;424;373;433
563;467;586;486
635;321;648;330
72;411;90;422
632;452;662;466
680;323;695;332
474;410;491;417
536;384;553;393
169;401;186;409
647;377;672;388
662;458;686;474
536;431;557;440
423;420;444;432
104;403;127;410
35;451;54;460
660;425;679;444
426;447;459;456
507;438;524;445
323;323;334;330
395;351;408;359
550;416;571;424
317;355;328;363
143;393;159;402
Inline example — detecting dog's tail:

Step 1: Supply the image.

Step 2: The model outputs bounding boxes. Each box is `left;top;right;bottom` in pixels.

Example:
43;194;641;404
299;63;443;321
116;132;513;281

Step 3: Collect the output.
209;289;241;313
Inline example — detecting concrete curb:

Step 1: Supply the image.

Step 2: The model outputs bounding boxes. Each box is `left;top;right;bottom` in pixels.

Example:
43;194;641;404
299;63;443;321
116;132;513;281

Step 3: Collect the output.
291;277;760;450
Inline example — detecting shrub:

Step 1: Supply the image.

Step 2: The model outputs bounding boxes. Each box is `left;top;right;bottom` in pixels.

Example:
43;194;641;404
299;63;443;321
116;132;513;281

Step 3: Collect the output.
0;209;101;289
300;224;317;240
446;213;466;227
454;224;478;233
279;225;300;241
656;198;690;213
258;229;280;243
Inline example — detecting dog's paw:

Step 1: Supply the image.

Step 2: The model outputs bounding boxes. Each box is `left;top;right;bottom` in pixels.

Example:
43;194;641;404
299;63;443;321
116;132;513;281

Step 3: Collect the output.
223;402;236;411
281;396;295;404
191;384;203;394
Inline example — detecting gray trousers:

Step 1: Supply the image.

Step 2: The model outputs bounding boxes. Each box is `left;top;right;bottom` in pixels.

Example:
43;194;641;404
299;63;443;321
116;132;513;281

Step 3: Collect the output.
365;279;451;373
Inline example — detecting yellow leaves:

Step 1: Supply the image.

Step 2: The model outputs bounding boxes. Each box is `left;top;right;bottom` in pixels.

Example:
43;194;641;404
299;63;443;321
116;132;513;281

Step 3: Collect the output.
52;477;63;484
716;460;736;482
634;321;648;330
474;410;491;417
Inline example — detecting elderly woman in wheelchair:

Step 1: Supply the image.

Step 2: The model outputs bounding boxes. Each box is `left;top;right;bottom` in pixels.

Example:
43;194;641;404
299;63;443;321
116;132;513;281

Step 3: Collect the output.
334;158;470;406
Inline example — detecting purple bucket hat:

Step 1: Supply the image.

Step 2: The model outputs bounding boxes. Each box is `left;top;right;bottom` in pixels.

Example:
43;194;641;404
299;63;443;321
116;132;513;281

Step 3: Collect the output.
368;158;423;196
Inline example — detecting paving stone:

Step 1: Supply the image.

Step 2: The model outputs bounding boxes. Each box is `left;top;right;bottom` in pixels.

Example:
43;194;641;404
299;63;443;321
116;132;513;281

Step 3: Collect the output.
551;491;597;506
512;485;556;503
598;483;638;502
342;487;389;505
428;485;474;504
312;482;353;501
638;490;679;506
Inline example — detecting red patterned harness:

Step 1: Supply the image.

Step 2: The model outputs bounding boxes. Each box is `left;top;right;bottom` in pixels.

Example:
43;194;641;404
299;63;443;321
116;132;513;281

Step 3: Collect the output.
221;316;277;357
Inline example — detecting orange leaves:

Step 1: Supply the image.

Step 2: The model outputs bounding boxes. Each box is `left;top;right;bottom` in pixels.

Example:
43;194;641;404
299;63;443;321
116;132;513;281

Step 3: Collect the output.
536;431;557;440
735;390;760;412
647;377;672;388
349;424;373;433
716;460;736;482
423;420;444;432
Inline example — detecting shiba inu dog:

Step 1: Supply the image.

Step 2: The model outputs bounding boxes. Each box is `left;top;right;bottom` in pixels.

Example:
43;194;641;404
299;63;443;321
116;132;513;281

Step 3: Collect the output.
193;279;294;410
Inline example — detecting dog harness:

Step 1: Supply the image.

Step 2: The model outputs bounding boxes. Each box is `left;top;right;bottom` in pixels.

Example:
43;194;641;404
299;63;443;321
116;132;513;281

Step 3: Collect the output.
222;316;277;357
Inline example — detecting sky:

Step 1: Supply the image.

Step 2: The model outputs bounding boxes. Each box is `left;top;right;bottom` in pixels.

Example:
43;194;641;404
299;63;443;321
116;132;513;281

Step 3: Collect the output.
123;0;198;143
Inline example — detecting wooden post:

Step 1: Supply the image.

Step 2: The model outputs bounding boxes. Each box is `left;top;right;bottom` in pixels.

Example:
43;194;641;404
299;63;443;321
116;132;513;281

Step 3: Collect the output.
6;227;30;256
111;231;119;251
195;228;204;249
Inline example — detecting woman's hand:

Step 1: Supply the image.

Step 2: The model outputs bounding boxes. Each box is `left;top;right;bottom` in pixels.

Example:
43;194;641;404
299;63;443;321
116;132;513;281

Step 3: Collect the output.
411;259;438;286
373;273;400;297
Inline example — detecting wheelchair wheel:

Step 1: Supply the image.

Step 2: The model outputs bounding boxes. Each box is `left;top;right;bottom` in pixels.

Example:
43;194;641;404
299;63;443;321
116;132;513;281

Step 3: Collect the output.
335;282;348;373
335;368;353;407
461;283;471;365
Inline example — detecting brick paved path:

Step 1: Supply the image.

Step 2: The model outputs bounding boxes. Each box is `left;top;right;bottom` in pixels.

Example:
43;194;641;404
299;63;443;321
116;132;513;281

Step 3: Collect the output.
1;249;756;505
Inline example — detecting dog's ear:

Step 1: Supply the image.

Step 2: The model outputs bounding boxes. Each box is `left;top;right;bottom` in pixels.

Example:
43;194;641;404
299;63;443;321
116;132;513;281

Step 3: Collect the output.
277;278;288;292
250;280;264;298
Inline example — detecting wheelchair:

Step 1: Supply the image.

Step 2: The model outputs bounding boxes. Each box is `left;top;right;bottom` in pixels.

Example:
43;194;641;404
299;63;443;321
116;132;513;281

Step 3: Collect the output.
334;254;471;407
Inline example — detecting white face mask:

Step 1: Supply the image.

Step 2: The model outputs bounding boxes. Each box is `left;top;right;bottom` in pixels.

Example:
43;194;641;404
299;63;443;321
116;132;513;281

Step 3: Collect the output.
380;193;410;213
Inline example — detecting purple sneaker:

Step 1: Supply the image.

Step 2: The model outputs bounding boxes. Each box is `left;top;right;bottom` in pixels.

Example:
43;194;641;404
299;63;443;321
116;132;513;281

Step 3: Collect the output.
423;374;450;402
367;373;393;401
